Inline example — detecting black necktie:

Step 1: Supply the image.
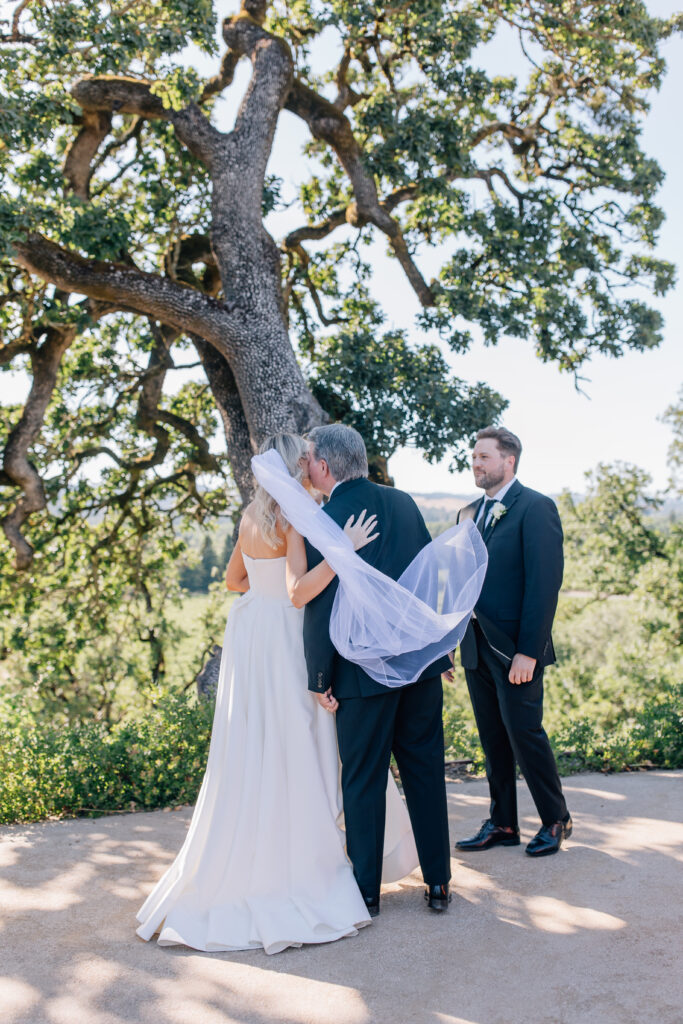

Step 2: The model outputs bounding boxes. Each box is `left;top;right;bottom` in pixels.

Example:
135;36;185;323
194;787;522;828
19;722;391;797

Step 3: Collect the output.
477;498;493;535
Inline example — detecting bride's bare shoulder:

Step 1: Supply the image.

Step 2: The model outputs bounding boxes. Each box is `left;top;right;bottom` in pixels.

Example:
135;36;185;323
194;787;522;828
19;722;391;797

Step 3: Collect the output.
240;500;257;523
238;503;260;542
239;503;287;556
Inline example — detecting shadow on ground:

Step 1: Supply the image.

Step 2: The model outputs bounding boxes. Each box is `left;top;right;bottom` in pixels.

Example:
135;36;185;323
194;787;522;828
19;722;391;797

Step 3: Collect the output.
1;772;681;1024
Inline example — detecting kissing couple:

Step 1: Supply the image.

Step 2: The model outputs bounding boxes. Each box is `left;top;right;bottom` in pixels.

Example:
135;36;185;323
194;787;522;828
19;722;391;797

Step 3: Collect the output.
136;424;487;955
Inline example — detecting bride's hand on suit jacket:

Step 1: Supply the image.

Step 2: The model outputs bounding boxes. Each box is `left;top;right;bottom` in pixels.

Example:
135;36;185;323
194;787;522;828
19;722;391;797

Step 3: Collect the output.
285;511;380;609
343;509;379;550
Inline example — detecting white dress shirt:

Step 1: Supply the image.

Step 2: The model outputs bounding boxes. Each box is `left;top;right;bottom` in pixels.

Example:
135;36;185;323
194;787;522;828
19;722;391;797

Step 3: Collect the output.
476;477;517;529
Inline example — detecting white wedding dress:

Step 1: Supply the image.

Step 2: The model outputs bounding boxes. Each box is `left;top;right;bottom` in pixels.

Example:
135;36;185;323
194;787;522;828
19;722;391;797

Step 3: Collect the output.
136;554;418;955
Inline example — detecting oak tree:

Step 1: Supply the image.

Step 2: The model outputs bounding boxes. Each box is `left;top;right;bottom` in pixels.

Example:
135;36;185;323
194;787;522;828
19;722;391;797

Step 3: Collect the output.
0;1;679;716
1;0;679;567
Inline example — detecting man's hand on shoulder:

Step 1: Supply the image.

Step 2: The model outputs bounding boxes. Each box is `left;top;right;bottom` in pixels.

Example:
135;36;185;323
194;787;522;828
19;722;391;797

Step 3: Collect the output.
508;653;536;685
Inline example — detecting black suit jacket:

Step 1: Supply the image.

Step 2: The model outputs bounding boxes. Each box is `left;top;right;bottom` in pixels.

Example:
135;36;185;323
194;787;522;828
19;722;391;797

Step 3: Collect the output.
304;477;451;698
457;480;563;670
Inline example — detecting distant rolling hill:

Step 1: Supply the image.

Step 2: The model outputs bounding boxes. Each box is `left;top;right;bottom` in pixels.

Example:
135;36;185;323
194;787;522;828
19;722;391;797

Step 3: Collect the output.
411;492;476;512
411;490;682;534
410;493;476;531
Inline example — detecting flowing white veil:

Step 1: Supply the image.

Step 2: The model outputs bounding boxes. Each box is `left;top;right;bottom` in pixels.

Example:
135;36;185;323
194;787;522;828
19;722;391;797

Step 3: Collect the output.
251;449;488;687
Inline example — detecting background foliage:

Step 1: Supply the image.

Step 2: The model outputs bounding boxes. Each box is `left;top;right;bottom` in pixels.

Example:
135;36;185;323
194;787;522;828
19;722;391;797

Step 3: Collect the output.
2;407;682;824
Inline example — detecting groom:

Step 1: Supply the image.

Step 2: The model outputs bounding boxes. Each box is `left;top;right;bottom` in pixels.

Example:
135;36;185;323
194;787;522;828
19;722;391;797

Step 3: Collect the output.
303;424;452;916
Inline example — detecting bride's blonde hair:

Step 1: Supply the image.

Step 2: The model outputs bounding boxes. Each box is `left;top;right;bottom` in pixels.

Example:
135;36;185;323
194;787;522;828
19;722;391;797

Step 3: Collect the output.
252;432;308;548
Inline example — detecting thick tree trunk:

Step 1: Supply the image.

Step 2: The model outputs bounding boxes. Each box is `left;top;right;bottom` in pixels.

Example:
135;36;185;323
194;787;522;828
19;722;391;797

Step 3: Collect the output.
203;13;326;446
212;230;326;442
11;5;331;528
192;336;255;504
368;455;395;487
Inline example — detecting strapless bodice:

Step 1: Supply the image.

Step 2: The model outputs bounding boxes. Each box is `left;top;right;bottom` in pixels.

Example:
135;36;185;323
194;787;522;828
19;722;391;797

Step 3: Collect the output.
242;554;291;602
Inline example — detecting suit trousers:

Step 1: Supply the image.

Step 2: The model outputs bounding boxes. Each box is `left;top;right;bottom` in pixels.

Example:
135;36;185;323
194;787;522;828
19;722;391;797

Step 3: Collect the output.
335;674;451;900
465;622;567;828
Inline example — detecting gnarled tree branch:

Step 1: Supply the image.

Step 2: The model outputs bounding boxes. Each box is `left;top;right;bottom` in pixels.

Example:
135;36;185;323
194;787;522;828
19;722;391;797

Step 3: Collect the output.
63;110;112;199
221;7;294;207
91;116;143;174
164;233;221;296
71;76;224;168
285;78;435;306
12;233;242;357
200;49;241;103
283;210;348;250
0;336;33;365
1;298;113;569
2;325;76;568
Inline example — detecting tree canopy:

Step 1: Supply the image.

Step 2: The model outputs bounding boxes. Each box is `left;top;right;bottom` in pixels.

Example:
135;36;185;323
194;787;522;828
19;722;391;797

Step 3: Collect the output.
1;0;679;569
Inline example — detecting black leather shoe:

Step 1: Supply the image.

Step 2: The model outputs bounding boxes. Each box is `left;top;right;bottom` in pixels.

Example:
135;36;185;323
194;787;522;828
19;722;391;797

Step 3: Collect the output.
363;895;380;918
526;816;573;857
455;819;520;851
424;883;451;911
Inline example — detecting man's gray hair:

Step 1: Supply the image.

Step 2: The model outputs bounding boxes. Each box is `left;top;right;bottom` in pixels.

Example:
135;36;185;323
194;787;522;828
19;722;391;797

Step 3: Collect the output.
307;424;369;482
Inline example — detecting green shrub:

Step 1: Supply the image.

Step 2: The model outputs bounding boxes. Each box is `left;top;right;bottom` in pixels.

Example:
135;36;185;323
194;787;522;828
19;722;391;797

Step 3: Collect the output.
551;719;608;775
1;683;680;827
550;683;683;775
0;691;214;825
442;683;485;771
443;674;682;781
629;683;683;768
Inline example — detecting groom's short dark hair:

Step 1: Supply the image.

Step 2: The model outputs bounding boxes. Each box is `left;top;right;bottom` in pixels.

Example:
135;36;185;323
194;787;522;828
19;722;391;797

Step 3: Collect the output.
476;426;522;473
307;424;369;482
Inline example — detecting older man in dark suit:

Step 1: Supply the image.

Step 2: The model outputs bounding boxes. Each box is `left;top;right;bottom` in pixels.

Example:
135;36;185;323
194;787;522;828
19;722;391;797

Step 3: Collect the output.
453;427;572;857
303;424;452;916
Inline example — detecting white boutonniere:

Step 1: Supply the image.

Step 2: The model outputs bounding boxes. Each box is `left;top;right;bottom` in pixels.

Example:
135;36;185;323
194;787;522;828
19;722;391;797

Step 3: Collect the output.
490;502;507;526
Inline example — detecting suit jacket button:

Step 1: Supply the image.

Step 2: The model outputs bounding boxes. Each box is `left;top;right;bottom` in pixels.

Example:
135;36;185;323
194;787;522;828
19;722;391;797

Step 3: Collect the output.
317;672;324;689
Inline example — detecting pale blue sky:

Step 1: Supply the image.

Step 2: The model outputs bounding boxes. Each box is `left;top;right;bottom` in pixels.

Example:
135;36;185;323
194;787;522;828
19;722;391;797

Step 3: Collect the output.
2;1;680;497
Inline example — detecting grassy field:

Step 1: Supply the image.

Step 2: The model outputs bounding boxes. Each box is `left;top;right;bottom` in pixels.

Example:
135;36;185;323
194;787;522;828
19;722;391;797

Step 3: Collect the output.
167;591;237;688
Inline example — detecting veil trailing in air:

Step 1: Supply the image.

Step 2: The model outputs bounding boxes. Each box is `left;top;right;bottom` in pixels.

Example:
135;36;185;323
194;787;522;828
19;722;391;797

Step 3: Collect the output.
251;450;488;688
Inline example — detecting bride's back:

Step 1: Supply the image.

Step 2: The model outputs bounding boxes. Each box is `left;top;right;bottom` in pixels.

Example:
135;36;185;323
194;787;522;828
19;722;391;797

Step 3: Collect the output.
239;502;287;559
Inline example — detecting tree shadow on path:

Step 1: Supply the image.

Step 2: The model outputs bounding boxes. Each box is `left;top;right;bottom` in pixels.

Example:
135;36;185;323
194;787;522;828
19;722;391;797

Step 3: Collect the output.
1;772;681;1024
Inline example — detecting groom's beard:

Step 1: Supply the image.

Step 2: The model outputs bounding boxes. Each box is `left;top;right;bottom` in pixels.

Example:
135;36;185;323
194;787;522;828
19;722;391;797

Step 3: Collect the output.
474;467;506;492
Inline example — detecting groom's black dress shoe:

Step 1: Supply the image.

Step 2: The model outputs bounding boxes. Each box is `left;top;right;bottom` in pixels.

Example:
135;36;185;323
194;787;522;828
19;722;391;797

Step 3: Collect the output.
363;895;380;918
425;883;451;912
525;815;573;857
455;819;520;851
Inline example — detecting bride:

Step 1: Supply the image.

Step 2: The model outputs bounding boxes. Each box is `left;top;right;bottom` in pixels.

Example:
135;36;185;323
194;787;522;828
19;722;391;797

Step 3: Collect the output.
136;433;418;955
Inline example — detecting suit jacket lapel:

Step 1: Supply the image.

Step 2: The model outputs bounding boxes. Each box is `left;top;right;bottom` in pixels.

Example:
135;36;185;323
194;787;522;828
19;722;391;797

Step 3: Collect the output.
482;479;523;544
502;478;523;511
458;497;483;524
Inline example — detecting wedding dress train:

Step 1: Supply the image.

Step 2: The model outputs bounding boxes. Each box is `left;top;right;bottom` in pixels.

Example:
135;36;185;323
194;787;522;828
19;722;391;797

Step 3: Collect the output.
136;554;418;955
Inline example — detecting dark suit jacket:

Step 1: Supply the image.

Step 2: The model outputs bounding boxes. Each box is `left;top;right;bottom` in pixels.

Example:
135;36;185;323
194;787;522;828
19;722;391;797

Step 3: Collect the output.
457;480;563;670
304;477;451;698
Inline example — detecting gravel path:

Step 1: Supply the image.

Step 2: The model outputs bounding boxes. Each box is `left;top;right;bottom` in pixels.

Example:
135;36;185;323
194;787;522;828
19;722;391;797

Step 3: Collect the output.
1;771;681;1024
